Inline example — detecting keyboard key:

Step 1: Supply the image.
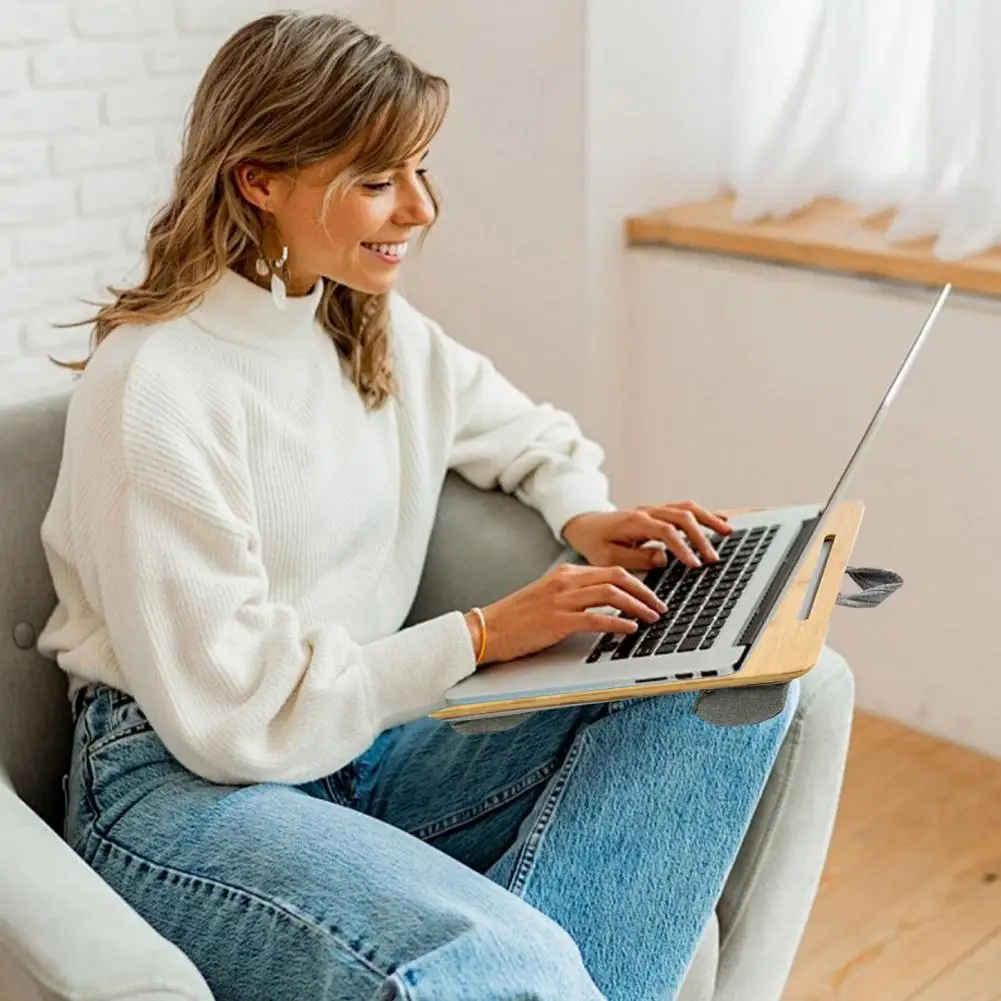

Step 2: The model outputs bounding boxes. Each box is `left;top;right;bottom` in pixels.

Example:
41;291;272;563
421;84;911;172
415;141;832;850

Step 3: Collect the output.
632;639;660;658
656;570;686;599
585;631;623;661
656;636;683;655
598;522;785;664
634;623;669;653
611;628;644;660
699;633;722;651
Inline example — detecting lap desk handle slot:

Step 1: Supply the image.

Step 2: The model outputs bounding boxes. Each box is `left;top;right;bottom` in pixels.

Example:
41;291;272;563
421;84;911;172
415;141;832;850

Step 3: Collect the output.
697;501;903;726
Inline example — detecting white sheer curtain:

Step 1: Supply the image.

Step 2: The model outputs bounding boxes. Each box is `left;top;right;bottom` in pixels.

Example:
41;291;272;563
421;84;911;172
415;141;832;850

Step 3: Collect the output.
658;0;1001;260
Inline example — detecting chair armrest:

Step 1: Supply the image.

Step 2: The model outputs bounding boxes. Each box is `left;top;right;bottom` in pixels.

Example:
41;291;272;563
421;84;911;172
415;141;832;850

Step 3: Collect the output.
0;776;213;1001
405;472;571;626
714;646;855;1001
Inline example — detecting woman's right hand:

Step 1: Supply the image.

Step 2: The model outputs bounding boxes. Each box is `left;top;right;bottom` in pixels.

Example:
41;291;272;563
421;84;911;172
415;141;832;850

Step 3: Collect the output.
467;563;668;666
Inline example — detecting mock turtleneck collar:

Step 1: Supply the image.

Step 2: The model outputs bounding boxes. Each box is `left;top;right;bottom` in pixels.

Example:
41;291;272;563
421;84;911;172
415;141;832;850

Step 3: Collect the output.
189;268;326;355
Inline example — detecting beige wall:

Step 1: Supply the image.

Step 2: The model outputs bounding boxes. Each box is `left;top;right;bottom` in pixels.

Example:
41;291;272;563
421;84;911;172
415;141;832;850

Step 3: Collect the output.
624;252;1001;758
382;0;594;427
384;0;684;483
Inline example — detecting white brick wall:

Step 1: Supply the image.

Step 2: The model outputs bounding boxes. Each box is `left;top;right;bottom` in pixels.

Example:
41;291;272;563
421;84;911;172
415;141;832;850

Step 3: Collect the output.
0;0;316;401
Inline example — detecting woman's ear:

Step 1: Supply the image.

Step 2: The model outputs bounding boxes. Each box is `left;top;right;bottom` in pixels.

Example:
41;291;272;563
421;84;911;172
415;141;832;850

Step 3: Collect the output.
234;164;279;213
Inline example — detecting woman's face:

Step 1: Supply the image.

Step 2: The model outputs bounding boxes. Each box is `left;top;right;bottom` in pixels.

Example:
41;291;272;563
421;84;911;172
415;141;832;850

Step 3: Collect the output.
237;146;435;296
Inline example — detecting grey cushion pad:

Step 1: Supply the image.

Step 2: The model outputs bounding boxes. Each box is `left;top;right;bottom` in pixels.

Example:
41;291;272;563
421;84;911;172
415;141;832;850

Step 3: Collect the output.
695;684;791;726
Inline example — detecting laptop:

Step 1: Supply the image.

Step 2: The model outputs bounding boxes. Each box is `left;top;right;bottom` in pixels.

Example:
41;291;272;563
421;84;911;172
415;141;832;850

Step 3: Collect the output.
442;284;952;715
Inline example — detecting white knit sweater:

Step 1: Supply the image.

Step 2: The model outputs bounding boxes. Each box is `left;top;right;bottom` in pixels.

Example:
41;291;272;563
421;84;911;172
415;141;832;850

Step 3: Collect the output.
38;269;615;785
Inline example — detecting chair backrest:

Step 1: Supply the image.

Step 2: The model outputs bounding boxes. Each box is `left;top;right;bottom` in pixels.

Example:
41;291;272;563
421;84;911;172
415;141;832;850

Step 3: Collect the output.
0;391;72;830
406;471;568;628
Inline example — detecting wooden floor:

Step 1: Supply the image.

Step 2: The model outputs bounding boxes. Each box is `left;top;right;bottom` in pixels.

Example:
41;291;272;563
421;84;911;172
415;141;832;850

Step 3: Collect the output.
784;712;1001;1001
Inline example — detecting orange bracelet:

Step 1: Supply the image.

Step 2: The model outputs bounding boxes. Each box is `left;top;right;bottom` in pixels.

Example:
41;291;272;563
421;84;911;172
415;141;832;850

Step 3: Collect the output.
469;606;488;664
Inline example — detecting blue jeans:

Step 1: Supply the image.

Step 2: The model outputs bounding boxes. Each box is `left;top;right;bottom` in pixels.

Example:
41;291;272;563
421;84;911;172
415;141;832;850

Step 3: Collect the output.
66;680;797;1001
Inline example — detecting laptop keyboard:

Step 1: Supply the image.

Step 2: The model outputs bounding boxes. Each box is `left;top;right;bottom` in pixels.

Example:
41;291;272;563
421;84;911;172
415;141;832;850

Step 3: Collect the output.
585;524;781;663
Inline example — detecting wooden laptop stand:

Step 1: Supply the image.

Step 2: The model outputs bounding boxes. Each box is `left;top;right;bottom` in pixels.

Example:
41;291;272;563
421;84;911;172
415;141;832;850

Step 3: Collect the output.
430;499;864;722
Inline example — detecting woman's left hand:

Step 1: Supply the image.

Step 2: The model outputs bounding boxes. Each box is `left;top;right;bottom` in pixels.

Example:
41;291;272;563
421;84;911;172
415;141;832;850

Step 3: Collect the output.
561;502;733;571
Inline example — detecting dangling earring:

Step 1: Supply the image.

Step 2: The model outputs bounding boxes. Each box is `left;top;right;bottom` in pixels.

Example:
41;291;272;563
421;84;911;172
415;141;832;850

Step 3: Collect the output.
256;221;290;312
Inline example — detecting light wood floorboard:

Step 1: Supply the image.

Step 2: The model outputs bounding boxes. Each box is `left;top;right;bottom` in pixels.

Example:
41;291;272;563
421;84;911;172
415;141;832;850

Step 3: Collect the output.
784;712;1001;1001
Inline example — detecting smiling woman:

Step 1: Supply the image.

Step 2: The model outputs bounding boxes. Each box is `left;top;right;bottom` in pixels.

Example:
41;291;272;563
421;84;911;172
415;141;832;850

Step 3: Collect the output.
37;10;811;1001
57;12;448;409
234;144;433;297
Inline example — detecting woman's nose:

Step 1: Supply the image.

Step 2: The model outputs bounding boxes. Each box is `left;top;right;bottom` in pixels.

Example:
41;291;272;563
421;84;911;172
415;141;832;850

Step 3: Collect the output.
397;183;435;228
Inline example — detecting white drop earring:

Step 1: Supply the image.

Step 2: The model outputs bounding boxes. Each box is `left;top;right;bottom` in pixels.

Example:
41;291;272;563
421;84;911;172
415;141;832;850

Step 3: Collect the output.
257;222;290;312
268;245;289;312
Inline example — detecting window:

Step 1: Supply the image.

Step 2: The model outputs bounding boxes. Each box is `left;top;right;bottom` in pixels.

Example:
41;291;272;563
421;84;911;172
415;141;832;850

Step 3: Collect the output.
659;0;1001;260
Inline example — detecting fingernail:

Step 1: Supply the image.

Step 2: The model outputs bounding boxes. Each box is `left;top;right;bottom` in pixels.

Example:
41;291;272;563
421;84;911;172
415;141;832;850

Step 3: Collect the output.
654;552;667;566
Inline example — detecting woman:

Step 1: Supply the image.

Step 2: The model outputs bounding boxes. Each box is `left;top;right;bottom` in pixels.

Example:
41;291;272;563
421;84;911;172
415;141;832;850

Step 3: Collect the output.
41;12;795;1001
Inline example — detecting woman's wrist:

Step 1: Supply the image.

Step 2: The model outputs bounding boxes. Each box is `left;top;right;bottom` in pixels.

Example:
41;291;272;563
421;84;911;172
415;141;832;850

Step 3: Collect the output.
464;607;489;666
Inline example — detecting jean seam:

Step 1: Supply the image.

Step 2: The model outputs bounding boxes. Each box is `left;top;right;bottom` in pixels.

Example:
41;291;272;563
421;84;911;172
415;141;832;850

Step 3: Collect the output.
320;768;355;807
80;725;162;828
410;759;561;842
384;973;417;1001
83;824;391;986
87;720;155;757
77;705;105;830
506;728;589;898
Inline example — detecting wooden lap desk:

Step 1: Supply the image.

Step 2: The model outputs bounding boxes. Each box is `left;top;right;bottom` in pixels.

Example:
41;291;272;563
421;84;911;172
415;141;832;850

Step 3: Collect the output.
430;499;864;722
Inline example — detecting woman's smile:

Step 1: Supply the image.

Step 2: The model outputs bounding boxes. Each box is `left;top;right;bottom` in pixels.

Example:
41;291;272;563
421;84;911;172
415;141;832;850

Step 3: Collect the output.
361;241;409;263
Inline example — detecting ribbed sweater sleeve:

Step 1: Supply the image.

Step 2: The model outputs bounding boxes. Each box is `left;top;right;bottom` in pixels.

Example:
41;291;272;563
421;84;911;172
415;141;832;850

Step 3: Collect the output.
432;320;617;541
72;354;477;785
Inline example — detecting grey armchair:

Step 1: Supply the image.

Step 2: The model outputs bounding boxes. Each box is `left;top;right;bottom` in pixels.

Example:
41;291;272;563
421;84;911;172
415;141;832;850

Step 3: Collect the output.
0;390;854;1001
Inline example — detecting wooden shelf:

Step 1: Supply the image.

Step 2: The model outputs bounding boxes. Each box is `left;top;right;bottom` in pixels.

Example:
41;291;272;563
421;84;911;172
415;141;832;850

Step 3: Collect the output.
627;196;1001;297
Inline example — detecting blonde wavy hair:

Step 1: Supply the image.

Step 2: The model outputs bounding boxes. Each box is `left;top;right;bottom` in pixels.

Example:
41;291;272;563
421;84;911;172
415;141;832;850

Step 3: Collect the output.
59;10;449;410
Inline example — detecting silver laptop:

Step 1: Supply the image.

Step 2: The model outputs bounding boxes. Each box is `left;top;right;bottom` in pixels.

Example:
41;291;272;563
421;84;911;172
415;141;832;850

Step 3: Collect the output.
444;284;952;714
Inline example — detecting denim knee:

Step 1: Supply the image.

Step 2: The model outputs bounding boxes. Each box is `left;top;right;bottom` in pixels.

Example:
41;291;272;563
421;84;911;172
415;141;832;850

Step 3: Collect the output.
383;907;606;1001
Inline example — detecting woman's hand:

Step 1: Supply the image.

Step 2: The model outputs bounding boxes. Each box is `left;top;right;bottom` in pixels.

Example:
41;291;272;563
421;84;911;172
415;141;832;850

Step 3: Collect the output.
469;563;668;666
561;502;733;571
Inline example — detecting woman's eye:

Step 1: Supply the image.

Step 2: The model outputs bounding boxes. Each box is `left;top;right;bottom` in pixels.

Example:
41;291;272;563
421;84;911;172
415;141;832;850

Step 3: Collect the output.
362;169;429;193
